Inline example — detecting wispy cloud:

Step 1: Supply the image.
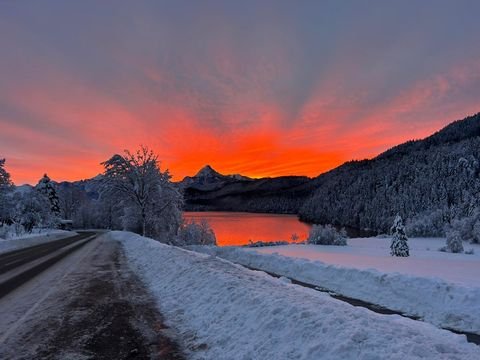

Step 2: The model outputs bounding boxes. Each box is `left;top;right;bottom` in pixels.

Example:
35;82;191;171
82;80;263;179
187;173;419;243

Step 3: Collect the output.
1;1;479;184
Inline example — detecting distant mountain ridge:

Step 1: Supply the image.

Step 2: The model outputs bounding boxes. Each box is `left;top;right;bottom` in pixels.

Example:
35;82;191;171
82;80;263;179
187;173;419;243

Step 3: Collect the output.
180;165;312;213
179;165;253;191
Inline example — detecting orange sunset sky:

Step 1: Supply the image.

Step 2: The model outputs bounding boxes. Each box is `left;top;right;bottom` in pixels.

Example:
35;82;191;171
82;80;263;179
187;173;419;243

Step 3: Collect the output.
1;1;479;185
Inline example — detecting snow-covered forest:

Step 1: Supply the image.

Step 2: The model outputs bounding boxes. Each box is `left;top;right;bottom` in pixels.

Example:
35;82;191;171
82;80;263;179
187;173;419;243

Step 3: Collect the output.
299;113;480;239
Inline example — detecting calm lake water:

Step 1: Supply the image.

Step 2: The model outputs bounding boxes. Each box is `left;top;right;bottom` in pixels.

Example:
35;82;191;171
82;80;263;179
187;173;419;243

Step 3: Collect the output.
183;211;311;246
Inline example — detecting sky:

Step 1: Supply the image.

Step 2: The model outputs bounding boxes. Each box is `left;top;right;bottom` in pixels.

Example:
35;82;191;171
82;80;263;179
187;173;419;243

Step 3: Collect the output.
1;1;480;185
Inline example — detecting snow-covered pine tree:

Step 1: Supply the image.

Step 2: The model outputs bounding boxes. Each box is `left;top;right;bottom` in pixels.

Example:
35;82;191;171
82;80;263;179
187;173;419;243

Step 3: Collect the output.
0;159;13;226
390;215;409;257
36;174;61;216
0;158;12;189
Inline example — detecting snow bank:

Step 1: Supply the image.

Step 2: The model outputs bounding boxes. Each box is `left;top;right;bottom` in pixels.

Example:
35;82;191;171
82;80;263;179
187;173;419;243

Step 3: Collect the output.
192;245;480;335
113;231;480;360
0;230;74;254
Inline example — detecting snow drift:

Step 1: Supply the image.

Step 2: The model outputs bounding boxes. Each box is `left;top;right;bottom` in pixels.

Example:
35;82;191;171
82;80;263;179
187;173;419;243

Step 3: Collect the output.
192;245;480;335
113;231;480;360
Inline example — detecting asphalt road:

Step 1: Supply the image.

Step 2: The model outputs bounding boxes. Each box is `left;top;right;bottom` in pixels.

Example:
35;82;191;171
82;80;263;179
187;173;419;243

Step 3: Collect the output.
0;232;95;275
0;233;184;359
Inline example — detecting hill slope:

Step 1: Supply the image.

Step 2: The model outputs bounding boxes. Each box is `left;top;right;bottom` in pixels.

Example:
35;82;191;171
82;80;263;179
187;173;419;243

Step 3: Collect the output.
299;113;480;235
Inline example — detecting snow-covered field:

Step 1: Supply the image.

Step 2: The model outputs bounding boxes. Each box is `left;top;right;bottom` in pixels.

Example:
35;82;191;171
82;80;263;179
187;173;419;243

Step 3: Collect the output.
0;230;74;255
113;231;480;359
191;237;480;335
256;237;480;286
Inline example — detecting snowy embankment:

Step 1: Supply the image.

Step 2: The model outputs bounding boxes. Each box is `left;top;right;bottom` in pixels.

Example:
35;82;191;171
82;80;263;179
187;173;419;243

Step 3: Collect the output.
0;230;74;254
113;231;480;360
191;238;480;335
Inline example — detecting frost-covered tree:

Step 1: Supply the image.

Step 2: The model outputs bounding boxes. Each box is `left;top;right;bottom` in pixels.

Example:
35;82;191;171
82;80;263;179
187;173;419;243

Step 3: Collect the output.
307;224;347;246
7;188;55;234
36;174;61;216
101;146;183;240
0;159;14;227
390;215;409;257
445;229;464;253
177;219;217;246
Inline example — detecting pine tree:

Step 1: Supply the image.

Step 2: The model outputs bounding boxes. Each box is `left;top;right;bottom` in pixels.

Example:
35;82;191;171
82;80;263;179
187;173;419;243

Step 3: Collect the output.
0;158;12;188
36;174;61;216
0;159;13;225
390;215;409;257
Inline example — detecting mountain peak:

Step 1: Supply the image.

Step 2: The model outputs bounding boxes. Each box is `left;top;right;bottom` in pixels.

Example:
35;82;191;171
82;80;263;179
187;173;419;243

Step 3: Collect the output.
195;165;223;178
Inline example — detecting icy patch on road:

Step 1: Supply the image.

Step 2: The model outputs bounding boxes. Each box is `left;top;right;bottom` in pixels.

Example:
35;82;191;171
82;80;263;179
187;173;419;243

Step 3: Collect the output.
0;230;74;254
113;231;480;360
191;244;480;335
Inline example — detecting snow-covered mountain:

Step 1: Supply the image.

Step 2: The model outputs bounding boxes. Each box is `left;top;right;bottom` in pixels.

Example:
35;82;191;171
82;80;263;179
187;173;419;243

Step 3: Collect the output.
179;165;252;191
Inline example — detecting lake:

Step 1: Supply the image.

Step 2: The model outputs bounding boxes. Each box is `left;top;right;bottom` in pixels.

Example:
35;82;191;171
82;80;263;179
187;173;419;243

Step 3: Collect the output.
183;211;311;246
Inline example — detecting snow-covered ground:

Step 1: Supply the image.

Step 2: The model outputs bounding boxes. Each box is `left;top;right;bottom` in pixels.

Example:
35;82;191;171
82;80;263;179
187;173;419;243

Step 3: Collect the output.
191;237;480;335
0;230;74;255
113;231;480;359
258;238;480;286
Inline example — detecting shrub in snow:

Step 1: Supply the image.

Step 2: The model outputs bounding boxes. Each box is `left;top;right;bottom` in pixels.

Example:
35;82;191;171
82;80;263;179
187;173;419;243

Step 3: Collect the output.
177;219;217;246
0;223;26;239
405;209;445;237
390;215;409;257
449;211;480;244
464;248;475;255
246;240;289;247
445;229;464;253
307;224;347;246
0;225;7;240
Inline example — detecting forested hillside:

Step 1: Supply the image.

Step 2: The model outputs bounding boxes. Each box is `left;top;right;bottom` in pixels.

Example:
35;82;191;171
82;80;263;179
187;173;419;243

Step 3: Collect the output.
299;113;480;236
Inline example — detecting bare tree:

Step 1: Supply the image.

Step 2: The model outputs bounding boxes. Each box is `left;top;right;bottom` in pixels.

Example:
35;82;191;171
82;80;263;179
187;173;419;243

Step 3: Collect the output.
101;146;182;240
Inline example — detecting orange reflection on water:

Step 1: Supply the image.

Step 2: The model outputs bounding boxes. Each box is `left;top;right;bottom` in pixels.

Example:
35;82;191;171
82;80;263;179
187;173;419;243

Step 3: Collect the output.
183;211;311;246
